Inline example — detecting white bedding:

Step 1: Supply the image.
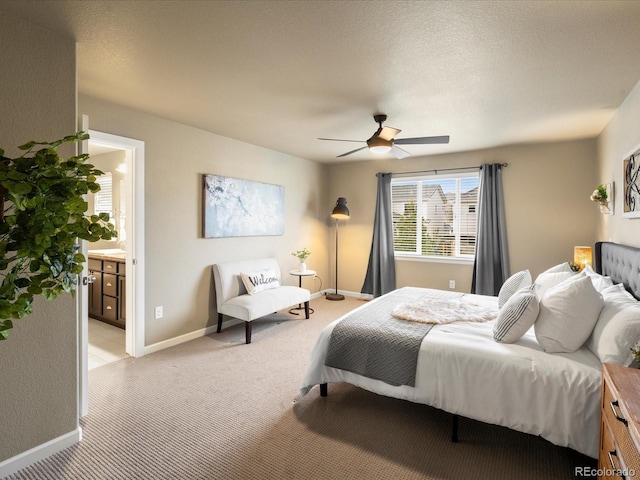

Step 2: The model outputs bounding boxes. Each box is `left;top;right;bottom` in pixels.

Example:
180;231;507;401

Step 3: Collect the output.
300;287;602;458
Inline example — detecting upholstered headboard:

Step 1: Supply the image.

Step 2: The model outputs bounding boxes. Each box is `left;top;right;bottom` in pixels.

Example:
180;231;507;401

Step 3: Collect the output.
595;242;640;300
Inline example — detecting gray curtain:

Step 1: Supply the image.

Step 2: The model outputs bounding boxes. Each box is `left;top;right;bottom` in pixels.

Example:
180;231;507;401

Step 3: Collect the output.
471;163;509;296
361;172;396;297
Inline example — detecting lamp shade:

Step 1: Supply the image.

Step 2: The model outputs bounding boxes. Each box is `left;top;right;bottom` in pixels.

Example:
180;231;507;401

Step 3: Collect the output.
331;197;350;219
573;246;593;271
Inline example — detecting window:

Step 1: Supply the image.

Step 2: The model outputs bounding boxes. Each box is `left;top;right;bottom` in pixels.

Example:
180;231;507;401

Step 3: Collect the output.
93;172;113;217
391;172;479;260
93;172;118;235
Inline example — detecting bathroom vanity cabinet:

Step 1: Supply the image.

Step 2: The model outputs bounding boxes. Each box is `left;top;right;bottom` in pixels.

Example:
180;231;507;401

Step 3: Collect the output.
88;255;126;328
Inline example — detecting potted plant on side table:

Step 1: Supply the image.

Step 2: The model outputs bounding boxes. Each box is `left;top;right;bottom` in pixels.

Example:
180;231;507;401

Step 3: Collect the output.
292;248;311;272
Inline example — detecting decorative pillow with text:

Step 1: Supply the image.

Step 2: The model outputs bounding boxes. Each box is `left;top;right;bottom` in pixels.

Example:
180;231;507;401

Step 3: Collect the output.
240;269;280;295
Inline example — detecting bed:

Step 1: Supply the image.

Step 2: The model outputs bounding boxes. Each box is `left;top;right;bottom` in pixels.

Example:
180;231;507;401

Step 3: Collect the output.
300;242;640;458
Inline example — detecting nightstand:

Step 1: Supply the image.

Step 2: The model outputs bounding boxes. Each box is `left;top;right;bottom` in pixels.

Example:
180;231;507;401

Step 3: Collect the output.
598;363;640;479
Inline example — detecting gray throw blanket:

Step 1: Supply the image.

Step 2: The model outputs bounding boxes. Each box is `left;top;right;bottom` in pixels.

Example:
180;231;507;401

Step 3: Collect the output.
325;289;463;387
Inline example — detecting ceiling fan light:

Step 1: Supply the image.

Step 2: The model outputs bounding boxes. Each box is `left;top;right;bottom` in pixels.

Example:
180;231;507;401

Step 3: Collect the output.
369;145;392;154
367;135;392;154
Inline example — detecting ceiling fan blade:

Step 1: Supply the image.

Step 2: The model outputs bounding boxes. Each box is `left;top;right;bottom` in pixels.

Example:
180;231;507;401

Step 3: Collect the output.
394;135;450;145
378;126;401;141
337;146;367;158
318;137;365;143
391;145;411;159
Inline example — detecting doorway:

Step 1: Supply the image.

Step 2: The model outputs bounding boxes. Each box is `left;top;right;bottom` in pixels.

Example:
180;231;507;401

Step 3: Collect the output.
78;128;145;416
86;142;129;370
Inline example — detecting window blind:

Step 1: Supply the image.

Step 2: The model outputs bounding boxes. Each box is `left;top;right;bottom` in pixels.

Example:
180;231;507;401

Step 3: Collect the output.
391;173;479;259
93;172;113;217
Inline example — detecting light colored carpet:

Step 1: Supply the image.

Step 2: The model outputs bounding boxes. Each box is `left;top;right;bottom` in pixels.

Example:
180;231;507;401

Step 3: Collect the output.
5;296;595;479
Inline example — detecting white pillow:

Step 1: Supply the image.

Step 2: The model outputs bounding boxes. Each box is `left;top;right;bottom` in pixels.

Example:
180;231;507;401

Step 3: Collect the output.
494;286;539;343
602;282;638;302
544;262;574;274
498;270;532;308
240;269;280;295
534;275;604;353
582;264;614;292
533;271;575;299
585;283;640;365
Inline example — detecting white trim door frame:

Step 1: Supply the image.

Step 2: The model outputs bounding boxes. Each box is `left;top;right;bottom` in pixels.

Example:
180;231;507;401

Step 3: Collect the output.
88;129;145;357
78;125;145;417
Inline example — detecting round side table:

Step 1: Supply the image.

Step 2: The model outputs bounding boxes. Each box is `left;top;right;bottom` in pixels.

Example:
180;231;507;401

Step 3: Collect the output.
289;269;316;315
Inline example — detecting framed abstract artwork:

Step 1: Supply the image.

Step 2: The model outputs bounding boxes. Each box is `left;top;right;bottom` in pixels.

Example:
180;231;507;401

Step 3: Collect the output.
202;174;285;238
623;143;640;218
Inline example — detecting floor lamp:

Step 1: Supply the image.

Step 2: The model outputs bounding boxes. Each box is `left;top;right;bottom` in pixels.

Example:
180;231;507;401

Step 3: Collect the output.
327;197;349;301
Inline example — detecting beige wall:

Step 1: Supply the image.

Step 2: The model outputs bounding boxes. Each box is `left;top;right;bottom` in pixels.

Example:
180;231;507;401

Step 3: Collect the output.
0;12;78;462
328;138;599;294
79;95;329;346
597;79;640;247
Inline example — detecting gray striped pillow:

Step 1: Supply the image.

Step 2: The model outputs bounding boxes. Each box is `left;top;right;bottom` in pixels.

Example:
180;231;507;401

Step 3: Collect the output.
494;286;539;343
498;270;532;308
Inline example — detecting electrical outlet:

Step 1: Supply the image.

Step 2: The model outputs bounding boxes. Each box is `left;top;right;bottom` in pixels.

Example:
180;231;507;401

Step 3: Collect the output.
449;280;456;289
155;306;163;319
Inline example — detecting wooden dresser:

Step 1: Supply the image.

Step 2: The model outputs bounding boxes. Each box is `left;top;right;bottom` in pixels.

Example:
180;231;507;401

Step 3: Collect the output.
599;363;640;479
88;255;126;328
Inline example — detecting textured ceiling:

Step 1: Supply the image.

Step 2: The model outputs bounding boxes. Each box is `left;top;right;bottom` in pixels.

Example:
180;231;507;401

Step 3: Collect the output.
2;0;640;163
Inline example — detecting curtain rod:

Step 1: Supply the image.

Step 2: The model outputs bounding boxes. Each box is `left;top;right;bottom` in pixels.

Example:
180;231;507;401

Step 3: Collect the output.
389;162;508;177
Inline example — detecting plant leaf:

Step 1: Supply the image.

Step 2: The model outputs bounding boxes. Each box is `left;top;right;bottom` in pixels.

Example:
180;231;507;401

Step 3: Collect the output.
0;132;114;336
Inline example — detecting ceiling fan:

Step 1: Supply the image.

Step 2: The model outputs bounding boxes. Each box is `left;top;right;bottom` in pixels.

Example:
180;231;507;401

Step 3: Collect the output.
318;114;450;159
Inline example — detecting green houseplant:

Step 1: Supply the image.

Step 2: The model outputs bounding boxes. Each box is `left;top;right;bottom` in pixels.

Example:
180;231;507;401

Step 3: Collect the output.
291;248;311;261
590;184;608;205
590;183;612;214
0;131;116;340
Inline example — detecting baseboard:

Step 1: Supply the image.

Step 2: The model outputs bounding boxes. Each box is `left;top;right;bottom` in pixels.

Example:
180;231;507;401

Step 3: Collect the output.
0;427;82;478
319;289;373;300
144;323;220;355
144;292;367;355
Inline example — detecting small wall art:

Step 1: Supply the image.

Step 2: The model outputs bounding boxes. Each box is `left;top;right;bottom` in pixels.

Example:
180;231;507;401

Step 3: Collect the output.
623;143;640;218
202;174;284;238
